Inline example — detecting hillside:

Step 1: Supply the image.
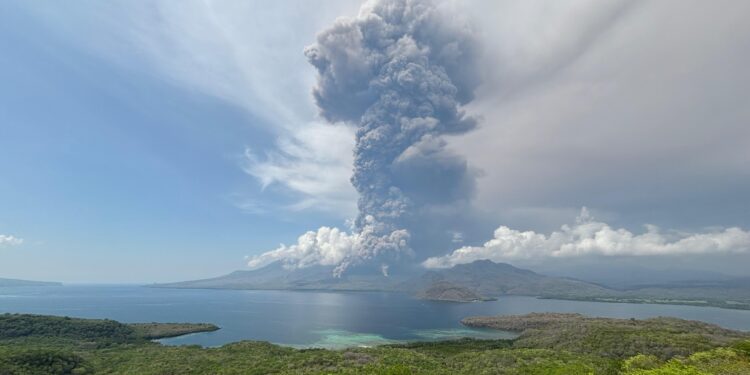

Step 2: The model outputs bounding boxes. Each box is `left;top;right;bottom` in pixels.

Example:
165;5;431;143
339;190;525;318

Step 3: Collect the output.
0;278;61;287
462;312;749;360
153;260;610;301
152;262;407;291
413;261;750;308
537;264;736;290
1;313;749;374
415;281;495;302
546;278;750;310
0;313;218;345
408;260;611;301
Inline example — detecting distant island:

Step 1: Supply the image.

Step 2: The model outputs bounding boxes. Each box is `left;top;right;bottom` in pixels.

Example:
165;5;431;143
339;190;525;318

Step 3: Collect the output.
152;259;750;309
415;281;495;302
0;277;61;287
1;312;748;374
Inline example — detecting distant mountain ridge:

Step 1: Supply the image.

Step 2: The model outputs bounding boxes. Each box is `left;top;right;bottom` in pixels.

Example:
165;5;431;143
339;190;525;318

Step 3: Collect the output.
152;260;611;302
0;278;61;287
152;260;750;309
535;263;736;290
414;281;495;302
153;262;407;292
410;260;611;300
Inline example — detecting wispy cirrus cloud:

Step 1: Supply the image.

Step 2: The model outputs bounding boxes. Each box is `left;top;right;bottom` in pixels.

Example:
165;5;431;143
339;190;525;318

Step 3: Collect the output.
19;0;361;218
242;122;357;216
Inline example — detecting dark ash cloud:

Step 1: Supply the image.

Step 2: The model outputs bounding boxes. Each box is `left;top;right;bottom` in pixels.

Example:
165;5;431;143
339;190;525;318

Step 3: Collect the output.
249;0;483;275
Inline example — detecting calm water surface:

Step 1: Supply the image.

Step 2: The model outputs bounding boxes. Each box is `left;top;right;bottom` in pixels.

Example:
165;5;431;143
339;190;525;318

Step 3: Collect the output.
1;285;749;348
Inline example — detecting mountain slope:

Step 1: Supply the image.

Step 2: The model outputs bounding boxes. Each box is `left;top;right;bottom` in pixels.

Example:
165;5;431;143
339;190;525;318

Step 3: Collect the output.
535;263;735;289
152;262;406;291
415;281;495;302
408;260;611;300
154;260;610;302
151;260;750;308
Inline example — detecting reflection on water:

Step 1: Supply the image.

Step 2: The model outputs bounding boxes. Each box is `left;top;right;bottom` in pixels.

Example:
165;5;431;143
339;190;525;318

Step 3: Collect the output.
1;285;749;348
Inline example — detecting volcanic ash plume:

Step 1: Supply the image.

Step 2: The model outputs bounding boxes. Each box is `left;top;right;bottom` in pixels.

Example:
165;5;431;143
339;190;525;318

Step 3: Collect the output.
248;0;481;276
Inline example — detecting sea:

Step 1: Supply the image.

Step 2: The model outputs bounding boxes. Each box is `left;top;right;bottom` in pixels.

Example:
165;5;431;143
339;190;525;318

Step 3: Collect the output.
1;285;749;349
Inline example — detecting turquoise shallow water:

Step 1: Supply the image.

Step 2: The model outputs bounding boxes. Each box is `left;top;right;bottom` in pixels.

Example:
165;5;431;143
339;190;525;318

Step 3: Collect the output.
1;285;749;348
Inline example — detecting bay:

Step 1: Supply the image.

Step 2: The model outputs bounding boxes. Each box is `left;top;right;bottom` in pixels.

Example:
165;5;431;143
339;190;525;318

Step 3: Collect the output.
1;285;748;349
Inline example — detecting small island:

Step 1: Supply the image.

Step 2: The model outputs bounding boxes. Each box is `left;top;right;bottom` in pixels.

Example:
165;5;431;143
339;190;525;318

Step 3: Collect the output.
416;281;495;302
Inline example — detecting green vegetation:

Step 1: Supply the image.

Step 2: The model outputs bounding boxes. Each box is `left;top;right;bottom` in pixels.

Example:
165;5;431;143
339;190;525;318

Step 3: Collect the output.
620;346;750;374
415;281;495;302
0;349;83;375
462;313;748;360
128;323;218;340
1;313;749;374
0;314;138;346
0;314;217;346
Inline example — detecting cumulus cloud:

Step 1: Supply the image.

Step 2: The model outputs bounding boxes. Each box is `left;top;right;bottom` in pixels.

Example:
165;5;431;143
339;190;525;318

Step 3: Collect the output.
423;208;750;268
246;219;410;277
0;234;23;247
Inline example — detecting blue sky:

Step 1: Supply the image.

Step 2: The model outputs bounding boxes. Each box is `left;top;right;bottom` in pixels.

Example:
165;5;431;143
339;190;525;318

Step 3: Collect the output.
0;1;358;282
1;0;749;282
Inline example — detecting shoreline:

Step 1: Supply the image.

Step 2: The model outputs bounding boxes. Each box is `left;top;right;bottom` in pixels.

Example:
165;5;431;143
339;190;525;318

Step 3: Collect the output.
148;283;750;311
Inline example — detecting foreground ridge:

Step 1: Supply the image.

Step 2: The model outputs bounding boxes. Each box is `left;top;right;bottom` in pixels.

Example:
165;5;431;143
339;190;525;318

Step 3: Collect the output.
1;313;748;374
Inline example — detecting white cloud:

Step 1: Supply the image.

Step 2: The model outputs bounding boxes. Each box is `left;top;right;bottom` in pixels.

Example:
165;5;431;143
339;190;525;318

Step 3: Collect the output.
247;217;410;277
0;234;23;247
450;231;464;243
119;1;361;217
21;1;361;218
247;226;356;270
19;0;750;230
27;1;358;128
243;122;357;216
423;208;750;269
